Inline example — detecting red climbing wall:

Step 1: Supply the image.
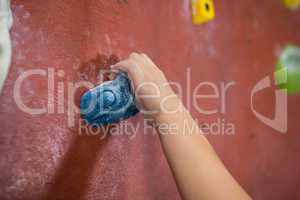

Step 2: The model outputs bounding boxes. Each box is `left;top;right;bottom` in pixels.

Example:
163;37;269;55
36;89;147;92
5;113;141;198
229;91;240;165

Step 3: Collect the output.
1;0;300;199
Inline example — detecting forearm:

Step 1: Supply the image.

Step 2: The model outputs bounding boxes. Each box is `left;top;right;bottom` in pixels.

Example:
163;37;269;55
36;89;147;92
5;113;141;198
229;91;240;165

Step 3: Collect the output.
114;53;251;200
155;98;251;200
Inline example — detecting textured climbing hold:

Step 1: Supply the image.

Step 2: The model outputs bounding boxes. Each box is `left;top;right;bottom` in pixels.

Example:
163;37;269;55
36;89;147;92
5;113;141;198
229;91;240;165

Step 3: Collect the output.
80;72;139;127
191;0;215;25
275;44;300;94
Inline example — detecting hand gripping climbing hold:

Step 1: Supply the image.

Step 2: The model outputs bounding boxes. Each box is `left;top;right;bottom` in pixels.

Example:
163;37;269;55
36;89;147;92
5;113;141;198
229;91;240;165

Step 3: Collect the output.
80;72;139;127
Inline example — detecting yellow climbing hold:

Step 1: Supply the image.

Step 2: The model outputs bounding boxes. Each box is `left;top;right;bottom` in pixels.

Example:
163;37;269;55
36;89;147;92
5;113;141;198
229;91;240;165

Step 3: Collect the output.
283;0;300;10
191;0;215;25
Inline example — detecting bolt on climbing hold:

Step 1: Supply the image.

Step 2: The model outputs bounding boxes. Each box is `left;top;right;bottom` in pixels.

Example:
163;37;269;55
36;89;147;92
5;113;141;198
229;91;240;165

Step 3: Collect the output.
283;0;300;10
191;0;215;25
275;44;300;95
80;72;139;127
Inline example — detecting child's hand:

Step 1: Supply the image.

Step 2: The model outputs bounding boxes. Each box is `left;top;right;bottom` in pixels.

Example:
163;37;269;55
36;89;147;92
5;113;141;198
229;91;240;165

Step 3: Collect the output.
112;53;176;116
113;54;252;200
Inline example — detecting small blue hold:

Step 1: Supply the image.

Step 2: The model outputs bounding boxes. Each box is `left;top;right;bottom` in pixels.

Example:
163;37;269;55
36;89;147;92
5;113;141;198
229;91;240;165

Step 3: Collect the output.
80;72;139;127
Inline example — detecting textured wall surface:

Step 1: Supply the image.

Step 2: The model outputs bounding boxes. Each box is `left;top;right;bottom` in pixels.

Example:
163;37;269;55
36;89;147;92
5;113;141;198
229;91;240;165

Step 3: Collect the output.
0;0;300;199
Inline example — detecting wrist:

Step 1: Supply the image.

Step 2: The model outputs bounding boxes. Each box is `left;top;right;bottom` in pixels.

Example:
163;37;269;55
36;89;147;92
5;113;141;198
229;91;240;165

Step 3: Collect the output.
154;94;184;123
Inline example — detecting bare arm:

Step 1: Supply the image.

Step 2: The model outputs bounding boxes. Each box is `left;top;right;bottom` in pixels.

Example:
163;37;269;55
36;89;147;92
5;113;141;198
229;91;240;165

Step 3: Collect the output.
113;53;252;200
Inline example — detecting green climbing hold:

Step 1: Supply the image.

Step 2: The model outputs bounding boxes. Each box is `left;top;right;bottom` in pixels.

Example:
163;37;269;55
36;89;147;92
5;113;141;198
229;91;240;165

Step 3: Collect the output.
276;44;300;95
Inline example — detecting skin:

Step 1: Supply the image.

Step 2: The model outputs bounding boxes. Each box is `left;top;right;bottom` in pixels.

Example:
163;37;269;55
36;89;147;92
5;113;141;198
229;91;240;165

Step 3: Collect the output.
112;53;252;200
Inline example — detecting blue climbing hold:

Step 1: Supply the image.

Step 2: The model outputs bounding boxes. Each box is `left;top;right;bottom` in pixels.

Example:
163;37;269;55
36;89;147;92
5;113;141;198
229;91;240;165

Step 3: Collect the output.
80;72;139;127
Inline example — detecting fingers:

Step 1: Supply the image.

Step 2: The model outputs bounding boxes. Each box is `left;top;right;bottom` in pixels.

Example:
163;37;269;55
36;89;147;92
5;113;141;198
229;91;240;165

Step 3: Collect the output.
129;52;140;60
141;53;155;65
112;56;144;85
112;58;140;77
111;52;153;83
112;59;133;71
112;52;145;73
